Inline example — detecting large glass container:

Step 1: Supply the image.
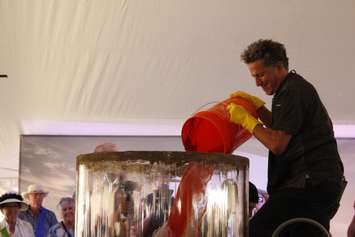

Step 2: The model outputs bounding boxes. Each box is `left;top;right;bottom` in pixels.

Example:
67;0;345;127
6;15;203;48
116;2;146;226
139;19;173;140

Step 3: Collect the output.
76;151;249;237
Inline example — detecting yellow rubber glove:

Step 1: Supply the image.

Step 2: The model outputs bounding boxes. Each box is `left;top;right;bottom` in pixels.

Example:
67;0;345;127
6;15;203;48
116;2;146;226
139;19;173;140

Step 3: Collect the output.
230;91;265;109
227;103;261;133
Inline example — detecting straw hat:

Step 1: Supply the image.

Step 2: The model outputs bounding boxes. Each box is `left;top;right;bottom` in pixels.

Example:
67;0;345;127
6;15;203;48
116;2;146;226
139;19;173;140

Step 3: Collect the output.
0;193;28;211
22;184;48;200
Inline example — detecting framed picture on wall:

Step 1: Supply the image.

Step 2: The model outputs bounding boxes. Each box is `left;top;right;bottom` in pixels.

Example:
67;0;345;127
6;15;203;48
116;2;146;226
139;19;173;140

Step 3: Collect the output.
19;135;184;216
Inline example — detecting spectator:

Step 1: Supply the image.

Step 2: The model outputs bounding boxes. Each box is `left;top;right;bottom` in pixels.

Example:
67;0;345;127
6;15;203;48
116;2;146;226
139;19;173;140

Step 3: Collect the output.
19;184;57;237
255;189;269;214
94;143;118;153
249;182;259;218
0;192;34;237
141;184;174;236
47;197;75;237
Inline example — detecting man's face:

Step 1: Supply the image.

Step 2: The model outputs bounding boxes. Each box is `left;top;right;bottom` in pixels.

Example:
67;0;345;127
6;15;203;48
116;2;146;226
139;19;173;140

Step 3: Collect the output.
60;201;75;223
247;59;283;95
28;193;45;208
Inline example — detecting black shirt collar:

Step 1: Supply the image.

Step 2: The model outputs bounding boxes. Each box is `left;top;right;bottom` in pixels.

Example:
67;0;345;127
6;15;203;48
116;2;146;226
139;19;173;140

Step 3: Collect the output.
275;70;296;95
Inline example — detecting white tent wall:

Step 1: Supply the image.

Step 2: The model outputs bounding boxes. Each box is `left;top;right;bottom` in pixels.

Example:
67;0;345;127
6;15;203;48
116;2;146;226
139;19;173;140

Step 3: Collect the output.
0;0;354;235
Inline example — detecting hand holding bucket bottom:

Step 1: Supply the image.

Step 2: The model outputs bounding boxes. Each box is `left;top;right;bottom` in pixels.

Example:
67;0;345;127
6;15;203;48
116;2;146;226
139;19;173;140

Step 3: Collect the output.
227;103;261;133
230;91;265;109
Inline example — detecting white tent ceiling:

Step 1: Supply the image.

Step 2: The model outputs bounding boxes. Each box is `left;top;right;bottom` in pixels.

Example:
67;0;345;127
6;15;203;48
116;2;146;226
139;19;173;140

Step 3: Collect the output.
1;0;355;177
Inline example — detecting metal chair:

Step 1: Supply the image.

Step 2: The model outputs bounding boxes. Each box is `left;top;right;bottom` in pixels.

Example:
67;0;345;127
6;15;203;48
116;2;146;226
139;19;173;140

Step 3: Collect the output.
272;218;331;237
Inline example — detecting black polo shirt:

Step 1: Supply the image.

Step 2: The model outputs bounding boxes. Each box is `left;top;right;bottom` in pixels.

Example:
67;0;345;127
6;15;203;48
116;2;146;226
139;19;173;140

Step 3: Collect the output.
267;70;343;194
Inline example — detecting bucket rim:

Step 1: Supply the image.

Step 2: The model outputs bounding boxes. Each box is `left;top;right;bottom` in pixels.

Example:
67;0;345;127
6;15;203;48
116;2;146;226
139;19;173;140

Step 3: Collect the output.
181;111;232;153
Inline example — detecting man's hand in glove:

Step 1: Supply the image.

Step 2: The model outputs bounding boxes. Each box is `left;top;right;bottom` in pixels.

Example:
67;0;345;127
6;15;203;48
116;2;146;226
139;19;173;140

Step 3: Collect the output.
227;103;261;133
230;91;265;109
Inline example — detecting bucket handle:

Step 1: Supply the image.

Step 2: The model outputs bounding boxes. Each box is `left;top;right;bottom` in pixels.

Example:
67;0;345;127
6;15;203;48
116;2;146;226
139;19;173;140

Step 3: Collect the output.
192;100;220;115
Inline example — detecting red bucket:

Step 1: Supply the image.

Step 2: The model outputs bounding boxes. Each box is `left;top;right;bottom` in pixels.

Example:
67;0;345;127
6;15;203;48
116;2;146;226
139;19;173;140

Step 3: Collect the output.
181;97;258;153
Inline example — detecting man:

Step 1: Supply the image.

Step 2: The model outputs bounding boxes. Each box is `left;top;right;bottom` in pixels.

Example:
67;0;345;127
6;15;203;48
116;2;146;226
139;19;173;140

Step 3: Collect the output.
227;39;346;236
0;192;34;237
248;182;259;218
48;197;75;237
19;184;57;237
141;184;174;236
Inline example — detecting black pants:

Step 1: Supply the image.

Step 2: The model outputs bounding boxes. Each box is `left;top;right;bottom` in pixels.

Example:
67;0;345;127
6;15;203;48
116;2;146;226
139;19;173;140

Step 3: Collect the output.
249;179;345;237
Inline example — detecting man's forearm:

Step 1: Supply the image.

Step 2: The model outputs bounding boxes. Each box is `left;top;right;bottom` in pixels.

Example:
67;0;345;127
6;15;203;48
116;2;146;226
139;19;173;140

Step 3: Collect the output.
253;124;291;155
257;106;272;127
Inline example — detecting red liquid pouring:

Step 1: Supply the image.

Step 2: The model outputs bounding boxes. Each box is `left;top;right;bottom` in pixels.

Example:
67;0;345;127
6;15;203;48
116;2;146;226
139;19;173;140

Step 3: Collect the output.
166;97;257;236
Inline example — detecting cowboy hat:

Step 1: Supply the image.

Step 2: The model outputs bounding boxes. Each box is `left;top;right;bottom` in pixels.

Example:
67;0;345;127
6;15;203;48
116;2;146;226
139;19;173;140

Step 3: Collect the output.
22;184;48;200
0;193;28;211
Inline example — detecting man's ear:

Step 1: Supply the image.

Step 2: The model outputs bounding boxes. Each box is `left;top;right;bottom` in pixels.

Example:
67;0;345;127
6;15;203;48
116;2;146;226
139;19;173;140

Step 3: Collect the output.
275;61;284;70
